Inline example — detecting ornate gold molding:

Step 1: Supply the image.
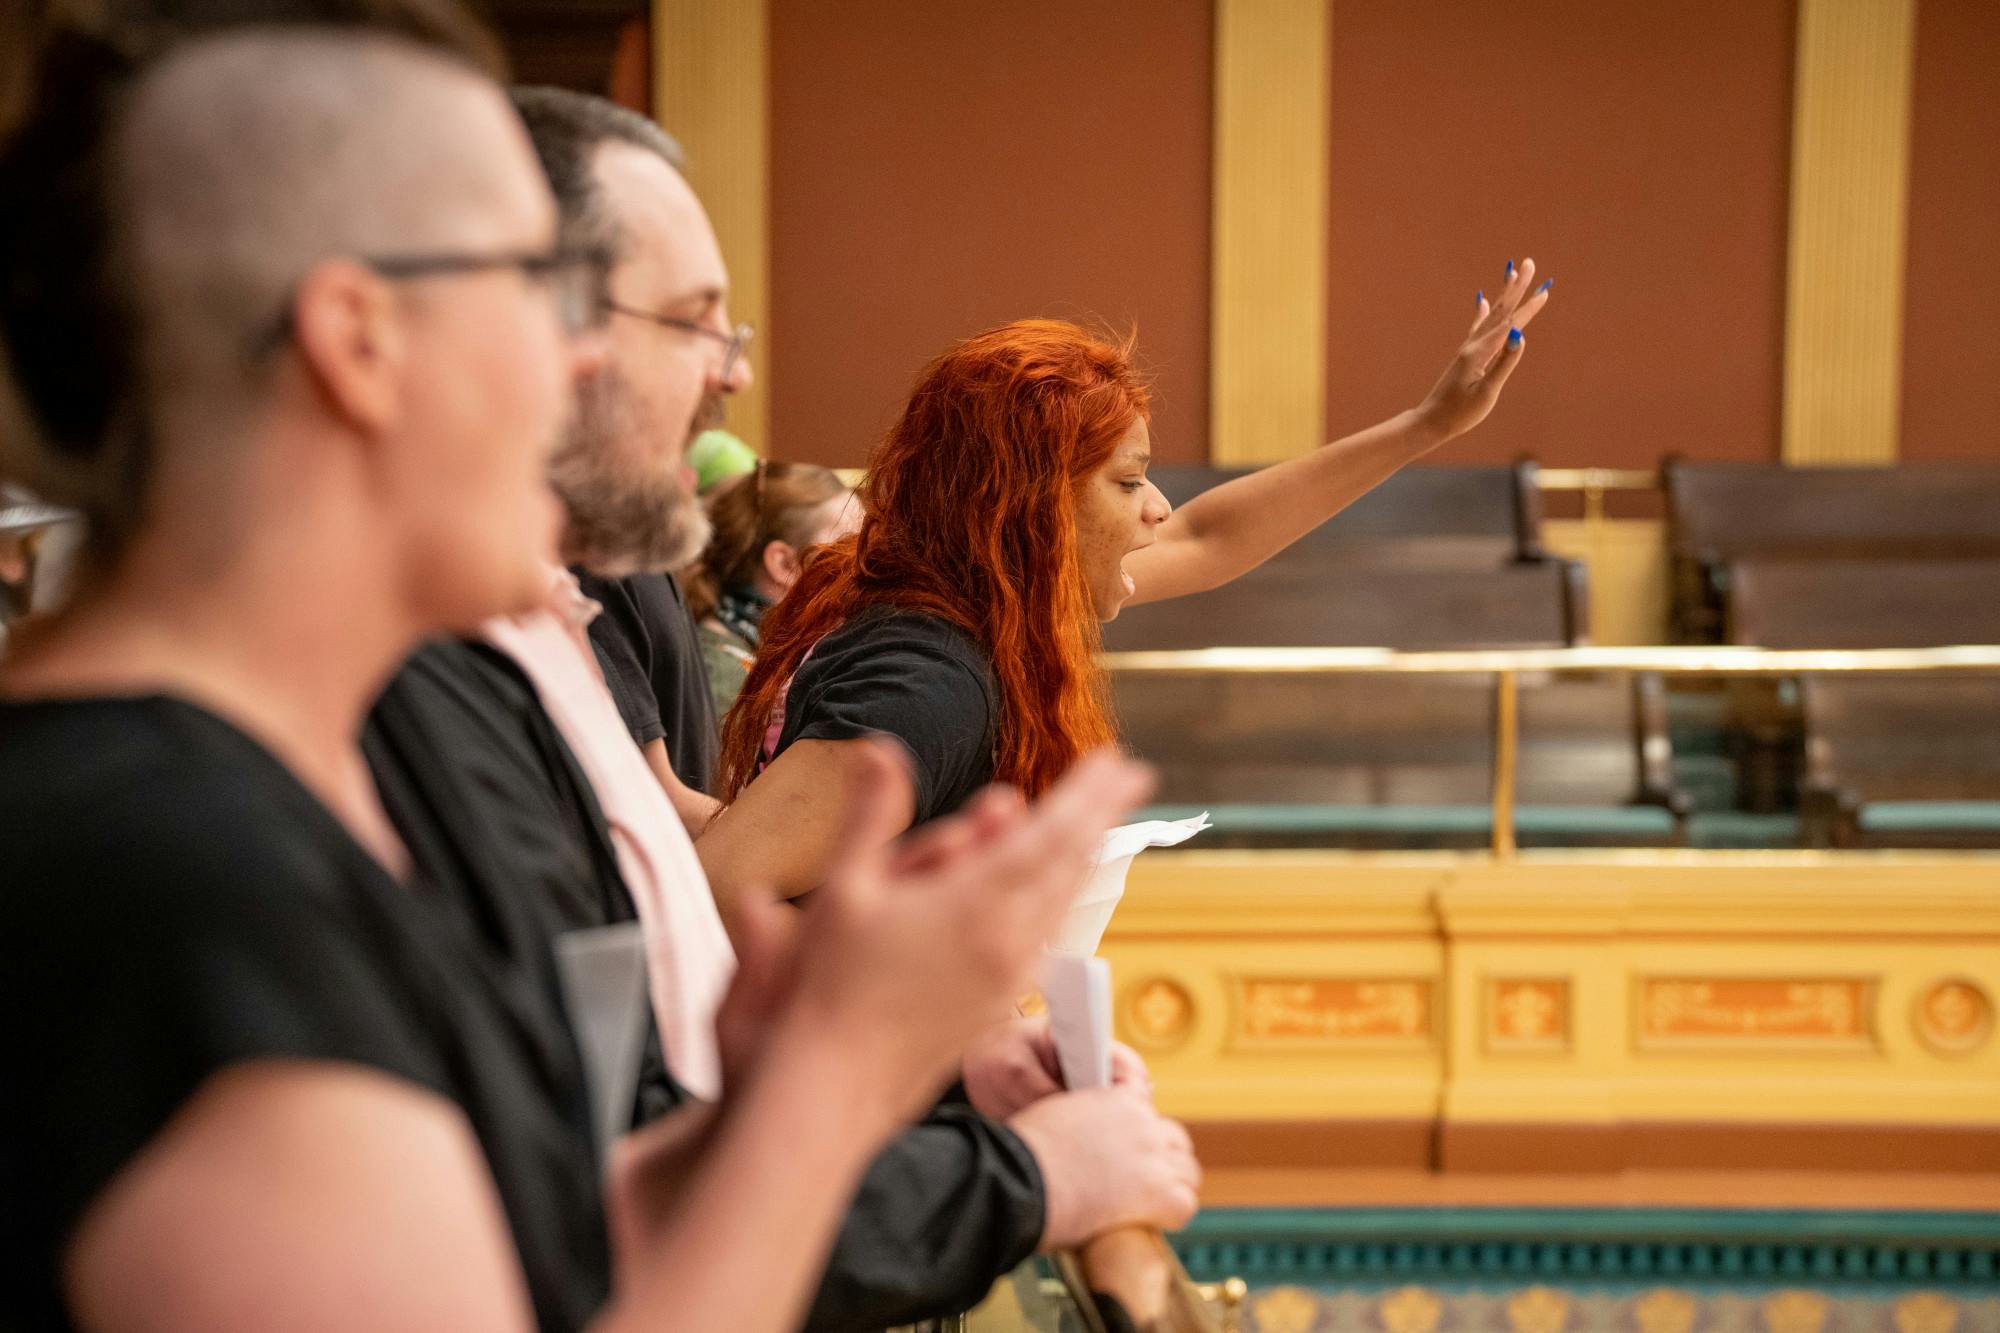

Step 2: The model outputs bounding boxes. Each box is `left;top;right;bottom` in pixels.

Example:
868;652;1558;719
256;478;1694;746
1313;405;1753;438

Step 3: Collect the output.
1781;0;1918;465
653;0;770;452
1102;851;2000;1127
1209;0;1331;464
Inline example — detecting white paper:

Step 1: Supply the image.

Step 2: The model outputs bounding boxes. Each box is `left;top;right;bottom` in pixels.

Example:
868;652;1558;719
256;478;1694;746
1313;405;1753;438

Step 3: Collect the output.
553;923;651;1160
1040;952;1114;1091
1049;811;1210;958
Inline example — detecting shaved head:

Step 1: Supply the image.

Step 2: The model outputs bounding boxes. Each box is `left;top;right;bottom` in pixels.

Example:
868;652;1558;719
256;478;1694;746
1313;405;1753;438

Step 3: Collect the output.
0;26;554;538
119;28;547;427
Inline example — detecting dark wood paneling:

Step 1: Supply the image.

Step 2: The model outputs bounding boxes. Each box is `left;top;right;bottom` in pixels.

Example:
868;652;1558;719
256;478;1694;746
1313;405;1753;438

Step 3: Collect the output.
483;0;642;97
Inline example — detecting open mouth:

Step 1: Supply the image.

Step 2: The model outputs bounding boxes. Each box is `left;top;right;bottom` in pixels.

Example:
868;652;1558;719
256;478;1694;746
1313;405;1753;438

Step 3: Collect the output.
1118;538;1152;599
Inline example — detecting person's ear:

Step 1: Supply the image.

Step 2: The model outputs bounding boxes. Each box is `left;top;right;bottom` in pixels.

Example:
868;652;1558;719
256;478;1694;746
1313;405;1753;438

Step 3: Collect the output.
288;258;407;434
762;538;802;590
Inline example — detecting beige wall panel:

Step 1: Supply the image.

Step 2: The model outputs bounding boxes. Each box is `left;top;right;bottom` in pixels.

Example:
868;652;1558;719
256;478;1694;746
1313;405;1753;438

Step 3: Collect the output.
1543;518;1669;647
1782;0;1918;464
654;0;770;452
1211;0;1330;464
1102;851;2000;1133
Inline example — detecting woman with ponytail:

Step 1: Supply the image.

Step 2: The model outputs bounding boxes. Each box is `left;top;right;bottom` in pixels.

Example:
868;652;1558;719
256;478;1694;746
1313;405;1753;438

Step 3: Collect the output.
686;460;857;716
700;270;1551;906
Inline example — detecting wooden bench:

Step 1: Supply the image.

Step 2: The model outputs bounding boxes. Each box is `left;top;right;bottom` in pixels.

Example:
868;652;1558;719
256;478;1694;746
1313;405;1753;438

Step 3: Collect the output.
1663;461;2000;642
1727;557;2000;648
1801;673;2000;848
1105;460;1657;846
1115;670;1687;849
1102;559;1589;651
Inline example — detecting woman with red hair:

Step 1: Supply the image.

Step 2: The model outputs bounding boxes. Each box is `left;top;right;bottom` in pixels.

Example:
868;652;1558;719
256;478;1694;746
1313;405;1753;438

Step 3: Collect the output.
699;263;1551;904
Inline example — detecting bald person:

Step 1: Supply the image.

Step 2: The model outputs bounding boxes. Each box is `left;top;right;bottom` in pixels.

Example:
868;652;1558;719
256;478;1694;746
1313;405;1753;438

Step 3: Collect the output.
0;25;1153;1333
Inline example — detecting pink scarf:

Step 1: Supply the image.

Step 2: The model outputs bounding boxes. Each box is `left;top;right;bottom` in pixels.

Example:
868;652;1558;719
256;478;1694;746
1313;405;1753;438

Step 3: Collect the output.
482;569;734;1100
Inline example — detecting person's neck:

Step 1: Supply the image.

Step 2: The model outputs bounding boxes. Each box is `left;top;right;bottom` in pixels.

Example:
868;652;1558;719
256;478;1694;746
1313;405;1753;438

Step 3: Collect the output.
3;518;419;870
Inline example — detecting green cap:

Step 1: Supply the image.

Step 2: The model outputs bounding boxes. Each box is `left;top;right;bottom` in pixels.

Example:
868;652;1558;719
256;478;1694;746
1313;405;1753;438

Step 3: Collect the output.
688;430;760;493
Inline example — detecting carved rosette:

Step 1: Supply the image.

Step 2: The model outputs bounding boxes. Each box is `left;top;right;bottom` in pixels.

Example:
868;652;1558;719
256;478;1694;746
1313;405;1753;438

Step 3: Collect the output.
1763;1289;1831;1333
1633;1287;1699;1333
1912;978;1994;1057
1249;1283;1319;1333
1485;977;1572;1054
1119;976;1196;1053
1381;1285;1445;1333
1506;1285;1571;1333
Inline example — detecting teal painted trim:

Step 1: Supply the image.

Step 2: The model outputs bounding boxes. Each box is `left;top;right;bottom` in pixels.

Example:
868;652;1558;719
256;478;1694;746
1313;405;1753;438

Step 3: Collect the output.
1137;804;1678;836
1687;812;1804;848
1859;801;2000;832
1170;1208;2000;1290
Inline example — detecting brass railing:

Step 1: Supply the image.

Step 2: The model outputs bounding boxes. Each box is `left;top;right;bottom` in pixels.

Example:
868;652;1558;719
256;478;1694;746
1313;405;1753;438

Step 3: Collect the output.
1533;466;1657;525
1102;644;2000;858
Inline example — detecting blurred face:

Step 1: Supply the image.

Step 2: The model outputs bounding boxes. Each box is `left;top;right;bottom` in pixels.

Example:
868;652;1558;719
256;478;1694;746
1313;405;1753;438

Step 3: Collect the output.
379;90;591;626
1072;417;1171;621
804;489;862;549
760;489;860;597
551;139;750;577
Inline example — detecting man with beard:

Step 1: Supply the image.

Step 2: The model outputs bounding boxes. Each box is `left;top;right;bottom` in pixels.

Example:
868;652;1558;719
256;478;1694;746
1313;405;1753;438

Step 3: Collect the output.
359;87;1201;1331
526;87;736;815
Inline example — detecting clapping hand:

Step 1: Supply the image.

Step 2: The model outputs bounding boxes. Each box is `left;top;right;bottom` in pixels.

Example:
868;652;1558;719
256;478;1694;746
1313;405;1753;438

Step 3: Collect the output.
717;741;1155;1129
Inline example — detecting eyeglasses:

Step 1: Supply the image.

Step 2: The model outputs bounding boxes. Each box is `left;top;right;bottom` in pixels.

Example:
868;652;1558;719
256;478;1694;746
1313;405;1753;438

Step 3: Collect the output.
371;244;612;334
604;302;755;383
248;242;612;355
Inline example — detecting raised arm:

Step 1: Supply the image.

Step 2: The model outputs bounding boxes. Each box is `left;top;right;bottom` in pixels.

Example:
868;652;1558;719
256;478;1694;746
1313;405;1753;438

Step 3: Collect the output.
1123;259;1553;606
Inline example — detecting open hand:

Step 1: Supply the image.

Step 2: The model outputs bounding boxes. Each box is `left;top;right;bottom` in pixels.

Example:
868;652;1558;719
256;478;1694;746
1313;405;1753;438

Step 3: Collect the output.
1413;257;1553;444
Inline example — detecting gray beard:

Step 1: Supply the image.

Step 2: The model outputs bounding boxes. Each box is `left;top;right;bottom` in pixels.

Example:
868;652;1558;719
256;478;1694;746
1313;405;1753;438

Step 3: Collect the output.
551;372;713;578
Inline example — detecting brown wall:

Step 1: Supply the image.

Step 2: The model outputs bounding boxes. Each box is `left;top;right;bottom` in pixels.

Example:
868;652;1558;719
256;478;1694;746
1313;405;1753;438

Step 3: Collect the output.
1900;0;2000;462
767;0;1213;467
1323;0;1795;469
767;3;1996;473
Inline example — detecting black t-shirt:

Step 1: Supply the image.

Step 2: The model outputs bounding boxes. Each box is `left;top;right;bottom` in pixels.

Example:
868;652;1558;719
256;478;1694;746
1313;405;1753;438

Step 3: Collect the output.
575;570;720;794
364;638;685;1127
0;695;609;1333
367;639;1046;1332
772;608;999;825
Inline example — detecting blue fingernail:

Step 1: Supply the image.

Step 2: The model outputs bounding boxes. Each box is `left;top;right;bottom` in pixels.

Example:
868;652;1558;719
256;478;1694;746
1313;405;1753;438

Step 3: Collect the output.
1508;327;1523;345
1506;259;1515;277
1477;290;1485;305
1539;278;1553;293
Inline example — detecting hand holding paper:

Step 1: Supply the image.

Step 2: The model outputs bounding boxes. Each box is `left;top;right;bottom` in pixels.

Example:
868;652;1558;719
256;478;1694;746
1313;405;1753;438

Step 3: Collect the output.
1040;811;1209;1093
1050;811;1211;959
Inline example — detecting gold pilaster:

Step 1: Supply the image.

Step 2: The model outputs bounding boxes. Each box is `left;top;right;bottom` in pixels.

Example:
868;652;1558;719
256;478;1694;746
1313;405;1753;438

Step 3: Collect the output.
1209;0;1331;464
1781;0;1918;465
654;0;770;452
